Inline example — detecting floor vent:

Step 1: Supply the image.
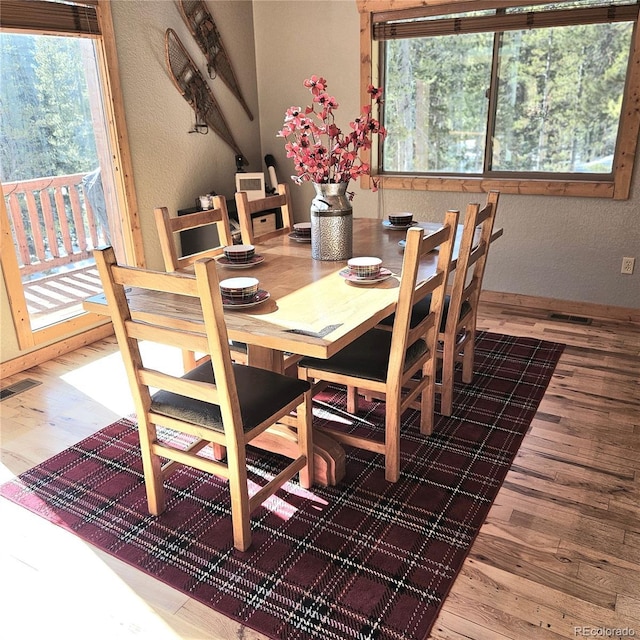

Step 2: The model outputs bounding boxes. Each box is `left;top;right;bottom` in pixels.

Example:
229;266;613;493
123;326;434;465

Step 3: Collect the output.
0;378;42;401
548;313;592;325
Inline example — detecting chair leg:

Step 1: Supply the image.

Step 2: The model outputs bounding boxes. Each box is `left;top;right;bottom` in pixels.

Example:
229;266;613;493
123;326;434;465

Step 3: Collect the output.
181;350;198;372
347;386;359;414
384;398;401;483
297;390;314;489
420;370;436;436
212;444;227;461
440;341;456;417
461;329;476;384
226;445;252;551
138;419;166;515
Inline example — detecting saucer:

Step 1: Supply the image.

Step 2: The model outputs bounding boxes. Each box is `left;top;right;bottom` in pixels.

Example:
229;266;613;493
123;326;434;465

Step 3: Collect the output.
221;289;270;308
288;232;311;243
383;220;418;230
217;254;265;268
339;267;393;285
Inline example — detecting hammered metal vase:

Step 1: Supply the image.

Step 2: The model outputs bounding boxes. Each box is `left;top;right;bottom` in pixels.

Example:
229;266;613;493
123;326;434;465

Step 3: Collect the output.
310;182;353;261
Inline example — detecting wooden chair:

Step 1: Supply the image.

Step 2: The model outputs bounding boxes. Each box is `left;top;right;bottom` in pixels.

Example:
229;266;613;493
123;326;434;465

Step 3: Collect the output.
154;197;233;272
154;199;247;369
93;246;314;552
235;182;293;244
378;190;500;416
298;211;458;483
235;182;303;373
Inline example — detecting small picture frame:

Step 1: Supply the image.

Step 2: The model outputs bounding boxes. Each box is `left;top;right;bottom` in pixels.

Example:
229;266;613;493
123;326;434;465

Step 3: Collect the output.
235;173;265;201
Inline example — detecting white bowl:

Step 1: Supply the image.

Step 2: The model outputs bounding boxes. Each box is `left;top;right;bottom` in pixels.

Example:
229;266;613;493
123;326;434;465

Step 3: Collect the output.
347;256;382;278
223;244;255;263
219;276;259;301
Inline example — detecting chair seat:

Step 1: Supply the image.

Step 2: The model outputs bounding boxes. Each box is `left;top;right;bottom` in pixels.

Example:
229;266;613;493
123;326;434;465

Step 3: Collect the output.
299;328;427;382
152;361;310;432
379;294;472;331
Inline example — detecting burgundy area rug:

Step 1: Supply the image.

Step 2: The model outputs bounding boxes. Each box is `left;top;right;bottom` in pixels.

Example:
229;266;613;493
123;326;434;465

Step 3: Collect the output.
1;332;563;640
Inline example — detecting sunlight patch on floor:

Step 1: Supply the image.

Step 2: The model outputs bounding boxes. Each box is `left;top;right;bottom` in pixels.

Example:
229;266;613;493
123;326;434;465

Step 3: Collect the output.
60;342;185;416
0;498;191;639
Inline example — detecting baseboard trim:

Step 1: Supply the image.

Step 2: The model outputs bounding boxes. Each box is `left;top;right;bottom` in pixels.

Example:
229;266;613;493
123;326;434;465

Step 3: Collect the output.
1;322;114;378
480;291;640;324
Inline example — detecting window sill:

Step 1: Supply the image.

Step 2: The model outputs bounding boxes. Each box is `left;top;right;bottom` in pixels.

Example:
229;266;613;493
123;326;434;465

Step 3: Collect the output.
371;174;618;198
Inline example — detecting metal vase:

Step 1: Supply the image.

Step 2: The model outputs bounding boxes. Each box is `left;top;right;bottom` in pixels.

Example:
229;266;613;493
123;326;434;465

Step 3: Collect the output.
310;182;353;261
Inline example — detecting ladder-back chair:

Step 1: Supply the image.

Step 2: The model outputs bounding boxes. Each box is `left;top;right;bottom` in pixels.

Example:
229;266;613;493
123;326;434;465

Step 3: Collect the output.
235;182;293;245
379;191;500;416
154;199;247;369
298;211;458;482
154;197;233;272
94;246;313;551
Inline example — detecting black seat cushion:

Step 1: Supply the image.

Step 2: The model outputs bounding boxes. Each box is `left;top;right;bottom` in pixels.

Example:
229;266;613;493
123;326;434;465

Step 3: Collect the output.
379;294;472;331
229;340;248;353
151;362;310;433
299;328;427;383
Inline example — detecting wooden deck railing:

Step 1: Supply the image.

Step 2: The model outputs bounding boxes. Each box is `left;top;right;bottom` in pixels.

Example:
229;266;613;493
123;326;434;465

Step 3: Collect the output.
3;172;107;276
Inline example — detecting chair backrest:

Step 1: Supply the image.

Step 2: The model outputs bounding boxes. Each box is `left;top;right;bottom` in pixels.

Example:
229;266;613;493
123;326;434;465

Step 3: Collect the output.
388;209;458;385
444;190;500;336
93;246;243;446
235;182;293;244
154;196;233;272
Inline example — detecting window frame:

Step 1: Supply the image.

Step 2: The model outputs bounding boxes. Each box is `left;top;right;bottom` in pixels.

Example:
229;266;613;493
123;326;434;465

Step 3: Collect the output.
357;0;640;199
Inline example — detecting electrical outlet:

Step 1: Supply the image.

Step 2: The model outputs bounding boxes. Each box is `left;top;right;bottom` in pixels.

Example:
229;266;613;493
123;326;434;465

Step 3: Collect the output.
621;257;635;274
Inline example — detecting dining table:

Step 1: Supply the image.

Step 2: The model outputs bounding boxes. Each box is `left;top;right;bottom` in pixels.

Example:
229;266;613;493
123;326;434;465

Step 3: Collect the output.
84;217;503;486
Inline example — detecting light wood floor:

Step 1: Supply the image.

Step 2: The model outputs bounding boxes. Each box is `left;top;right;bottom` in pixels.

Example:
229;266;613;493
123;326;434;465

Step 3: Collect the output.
1;302;639;640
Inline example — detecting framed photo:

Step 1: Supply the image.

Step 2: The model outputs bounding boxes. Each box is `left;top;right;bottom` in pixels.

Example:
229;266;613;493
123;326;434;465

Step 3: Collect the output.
235;173;265;201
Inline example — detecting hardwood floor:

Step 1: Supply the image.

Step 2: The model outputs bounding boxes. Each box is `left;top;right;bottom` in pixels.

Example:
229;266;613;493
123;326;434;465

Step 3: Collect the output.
1;302;638;639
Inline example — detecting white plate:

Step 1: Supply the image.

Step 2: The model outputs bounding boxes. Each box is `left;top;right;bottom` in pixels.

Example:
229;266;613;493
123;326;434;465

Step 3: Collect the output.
288;232;311;243
382;220;419;230
217;254;265;268
339;267;394;285
222;289;270;309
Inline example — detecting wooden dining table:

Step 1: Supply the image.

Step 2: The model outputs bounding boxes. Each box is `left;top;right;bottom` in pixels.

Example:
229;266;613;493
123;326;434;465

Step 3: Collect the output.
84;217;502;485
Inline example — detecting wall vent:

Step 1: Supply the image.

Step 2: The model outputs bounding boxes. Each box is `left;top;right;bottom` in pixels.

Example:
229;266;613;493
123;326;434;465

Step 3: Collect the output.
0;378;42;401
548;313;592;325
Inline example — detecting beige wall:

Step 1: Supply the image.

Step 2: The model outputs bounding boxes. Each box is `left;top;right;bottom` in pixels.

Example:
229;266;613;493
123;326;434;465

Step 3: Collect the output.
111;0;261;270
2;0;639;365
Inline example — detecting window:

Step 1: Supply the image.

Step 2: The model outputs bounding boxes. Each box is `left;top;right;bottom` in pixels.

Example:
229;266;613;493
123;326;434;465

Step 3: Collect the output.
1;0;143;350
358;0;640;198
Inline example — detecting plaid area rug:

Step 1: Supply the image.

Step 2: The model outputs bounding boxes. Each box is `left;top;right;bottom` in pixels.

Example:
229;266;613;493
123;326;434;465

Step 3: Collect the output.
1;332;563;640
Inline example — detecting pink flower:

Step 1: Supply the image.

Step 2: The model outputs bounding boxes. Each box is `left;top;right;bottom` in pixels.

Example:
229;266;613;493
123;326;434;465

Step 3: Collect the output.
303;75;327;94
278;75;385;194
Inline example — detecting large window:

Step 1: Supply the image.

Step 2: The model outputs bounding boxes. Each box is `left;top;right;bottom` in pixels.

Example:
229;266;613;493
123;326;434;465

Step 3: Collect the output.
358;0;640;198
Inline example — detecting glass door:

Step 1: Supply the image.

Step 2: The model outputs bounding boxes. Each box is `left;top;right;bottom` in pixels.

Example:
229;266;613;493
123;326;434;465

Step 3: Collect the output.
1;30;130;342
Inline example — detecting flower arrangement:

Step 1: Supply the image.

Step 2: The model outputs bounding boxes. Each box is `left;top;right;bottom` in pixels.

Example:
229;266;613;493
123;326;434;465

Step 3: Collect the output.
278;75;386;197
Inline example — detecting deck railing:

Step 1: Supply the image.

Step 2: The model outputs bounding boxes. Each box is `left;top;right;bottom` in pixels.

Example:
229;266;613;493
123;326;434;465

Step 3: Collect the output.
3;172;108;277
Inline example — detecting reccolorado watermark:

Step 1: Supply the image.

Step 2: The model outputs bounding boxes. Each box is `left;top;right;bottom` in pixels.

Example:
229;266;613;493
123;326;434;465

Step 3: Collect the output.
574;629;636;637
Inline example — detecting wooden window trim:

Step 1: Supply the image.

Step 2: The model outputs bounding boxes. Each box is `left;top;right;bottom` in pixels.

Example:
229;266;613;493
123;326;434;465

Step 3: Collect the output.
357;0;640;199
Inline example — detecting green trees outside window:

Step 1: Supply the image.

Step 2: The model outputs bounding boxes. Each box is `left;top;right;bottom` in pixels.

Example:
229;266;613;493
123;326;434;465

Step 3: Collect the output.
381;5;634;178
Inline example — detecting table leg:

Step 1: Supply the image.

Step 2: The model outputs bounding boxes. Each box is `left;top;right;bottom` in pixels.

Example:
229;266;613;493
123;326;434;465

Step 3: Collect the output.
246;346;346;486
251;424;345;487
